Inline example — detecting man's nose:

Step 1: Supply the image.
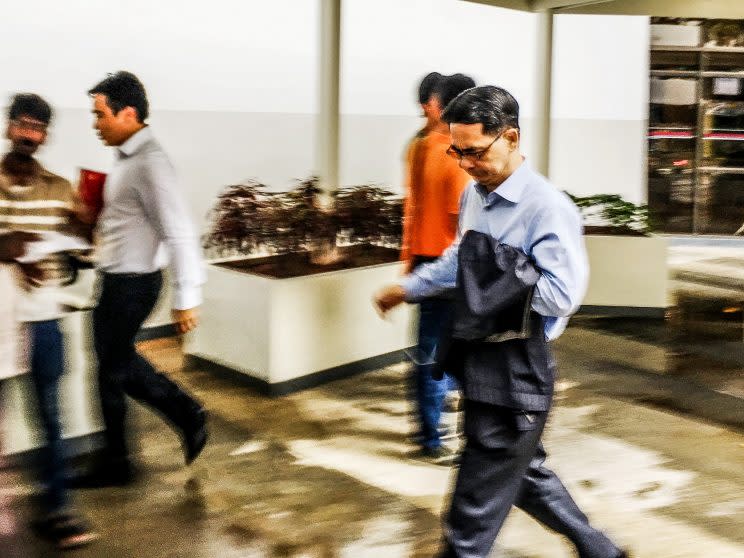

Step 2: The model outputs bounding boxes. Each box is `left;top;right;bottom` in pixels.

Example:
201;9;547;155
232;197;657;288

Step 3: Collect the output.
459;158;475;170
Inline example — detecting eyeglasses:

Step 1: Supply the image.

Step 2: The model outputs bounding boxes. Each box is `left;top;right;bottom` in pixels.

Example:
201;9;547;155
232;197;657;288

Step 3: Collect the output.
446;132;503;161
10;118;48;133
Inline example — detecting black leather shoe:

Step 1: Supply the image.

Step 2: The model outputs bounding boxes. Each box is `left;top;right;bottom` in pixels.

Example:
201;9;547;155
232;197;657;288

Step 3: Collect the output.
411;445;458;466
183;409;208;465
67;462;135;489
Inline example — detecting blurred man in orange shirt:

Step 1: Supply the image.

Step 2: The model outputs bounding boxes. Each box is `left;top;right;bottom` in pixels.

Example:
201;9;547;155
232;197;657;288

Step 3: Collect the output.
401;73;475;462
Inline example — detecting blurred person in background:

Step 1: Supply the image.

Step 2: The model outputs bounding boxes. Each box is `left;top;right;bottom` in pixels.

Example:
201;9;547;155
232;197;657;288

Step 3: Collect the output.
0;93;97;549
401;73;475;464
413;72;443;140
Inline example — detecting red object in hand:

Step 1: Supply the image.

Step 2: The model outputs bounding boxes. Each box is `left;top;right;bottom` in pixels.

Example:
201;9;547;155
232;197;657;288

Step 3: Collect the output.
78;168;106;214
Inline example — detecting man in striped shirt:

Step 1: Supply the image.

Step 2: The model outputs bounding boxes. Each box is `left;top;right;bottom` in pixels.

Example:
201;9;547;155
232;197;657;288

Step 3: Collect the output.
0;93;96;549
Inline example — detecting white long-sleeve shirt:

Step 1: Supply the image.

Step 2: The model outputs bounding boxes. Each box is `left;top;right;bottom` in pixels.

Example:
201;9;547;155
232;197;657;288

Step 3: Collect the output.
97;127;205;309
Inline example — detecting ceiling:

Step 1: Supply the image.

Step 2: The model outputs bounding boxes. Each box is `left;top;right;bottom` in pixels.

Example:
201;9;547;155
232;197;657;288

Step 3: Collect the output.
463;0;744;18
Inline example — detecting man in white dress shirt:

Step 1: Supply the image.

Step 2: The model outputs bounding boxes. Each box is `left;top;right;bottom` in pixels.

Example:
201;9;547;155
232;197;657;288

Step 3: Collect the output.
70;72;207;488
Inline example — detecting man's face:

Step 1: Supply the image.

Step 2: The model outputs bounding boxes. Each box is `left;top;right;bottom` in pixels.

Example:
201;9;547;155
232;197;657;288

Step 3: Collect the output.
91;94;132;146
448;122;518;185
6;115;48;156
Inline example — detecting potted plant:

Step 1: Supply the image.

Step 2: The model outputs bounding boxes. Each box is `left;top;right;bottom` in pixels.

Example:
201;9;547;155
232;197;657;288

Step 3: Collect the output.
201;178;403;276
186;178;414;395
566;193;668;316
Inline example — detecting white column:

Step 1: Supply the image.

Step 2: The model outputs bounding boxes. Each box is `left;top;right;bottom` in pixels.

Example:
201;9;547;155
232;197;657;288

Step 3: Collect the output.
533;9;554;177
316;0;342;201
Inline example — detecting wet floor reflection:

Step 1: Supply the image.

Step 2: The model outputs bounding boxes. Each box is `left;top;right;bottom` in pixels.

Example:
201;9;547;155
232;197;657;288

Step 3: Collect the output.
4;284;744;557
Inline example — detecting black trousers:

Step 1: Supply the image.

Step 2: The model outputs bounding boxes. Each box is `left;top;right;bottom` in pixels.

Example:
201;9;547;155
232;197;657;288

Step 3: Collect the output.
441;400;621;558
93;270;200;461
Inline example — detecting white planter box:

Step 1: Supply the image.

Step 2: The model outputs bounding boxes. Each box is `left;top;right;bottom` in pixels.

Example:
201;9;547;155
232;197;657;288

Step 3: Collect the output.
185;260;415;394
650;24;702;47
1;270;174;456
583;235;669;314
0;310;102;455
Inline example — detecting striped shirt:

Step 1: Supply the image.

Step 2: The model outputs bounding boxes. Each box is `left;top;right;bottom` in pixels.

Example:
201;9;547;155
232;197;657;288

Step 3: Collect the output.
0;161;77;322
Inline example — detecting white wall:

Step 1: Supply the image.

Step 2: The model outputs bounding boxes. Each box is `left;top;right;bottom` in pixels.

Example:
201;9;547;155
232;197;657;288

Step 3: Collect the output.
341;0;538;117
0;0;320;229
0;1;650;220
551;14;650;203
340;5;650;204
339;0;540;189
0;0;318;113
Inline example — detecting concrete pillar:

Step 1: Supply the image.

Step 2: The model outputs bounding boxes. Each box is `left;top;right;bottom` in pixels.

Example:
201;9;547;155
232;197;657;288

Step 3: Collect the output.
316;0;342;201
533;9;554;177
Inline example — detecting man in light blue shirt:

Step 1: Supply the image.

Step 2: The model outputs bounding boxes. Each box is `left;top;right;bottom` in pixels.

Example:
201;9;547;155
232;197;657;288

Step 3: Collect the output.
402;152;588;341
375;86;625;558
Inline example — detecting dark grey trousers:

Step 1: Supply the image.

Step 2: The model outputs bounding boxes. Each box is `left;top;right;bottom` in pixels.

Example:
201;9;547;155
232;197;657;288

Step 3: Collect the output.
440;400;622;558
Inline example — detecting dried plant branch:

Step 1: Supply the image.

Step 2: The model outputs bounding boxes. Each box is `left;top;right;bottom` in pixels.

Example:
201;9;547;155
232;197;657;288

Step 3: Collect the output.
203;178;403;260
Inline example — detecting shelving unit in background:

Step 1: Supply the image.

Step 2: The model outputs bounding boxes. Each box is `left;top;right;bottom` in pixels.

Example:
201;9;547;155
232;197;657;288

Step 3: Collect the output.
649;20;744;235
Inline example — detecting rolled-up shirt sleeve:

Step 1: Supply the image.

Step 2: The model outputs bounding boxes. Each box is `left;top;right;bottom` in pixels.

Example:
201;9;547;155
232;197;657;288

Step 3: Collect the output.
139;152;205;310
529;200;588;318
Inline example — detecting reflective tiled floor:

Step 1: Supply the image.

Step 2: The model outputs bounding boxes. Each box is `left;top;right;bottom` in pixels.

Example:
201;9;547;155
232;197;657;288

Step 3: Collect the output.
2;323;744;557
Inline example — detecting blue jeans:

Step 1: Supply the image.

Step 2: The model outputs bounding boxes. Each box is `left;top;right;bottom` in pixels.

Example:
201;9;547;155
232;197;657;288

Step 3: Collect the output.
414;298;454;450
29;319;68;514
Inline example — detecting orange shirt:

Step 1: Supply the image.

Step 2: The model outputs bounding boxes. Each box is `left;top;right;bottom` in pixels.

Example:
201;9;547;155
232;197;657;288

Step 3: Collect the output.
401;131;470;262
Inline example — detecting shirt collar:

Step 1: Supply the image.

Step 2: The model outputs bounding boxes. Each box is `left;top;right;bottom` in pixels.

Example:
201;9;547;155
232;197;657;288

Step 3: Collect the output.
475;159;531;205
0;155;54;186
118;126;152;158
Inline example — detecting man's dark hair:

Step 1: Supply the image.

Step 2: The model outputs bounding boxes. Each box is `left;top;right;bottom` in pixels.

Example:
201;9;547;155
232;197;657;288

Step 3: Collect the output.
88;71;149;123
433;73;476;111
418;72;443;105
8;93;53;125
441;85;520;135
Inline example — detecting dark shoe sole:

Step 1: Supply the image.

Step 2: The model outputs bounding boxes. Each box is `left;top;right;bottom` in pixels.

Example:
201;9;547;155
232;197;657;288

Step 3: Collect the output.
184;410;208;465
31;512;99;549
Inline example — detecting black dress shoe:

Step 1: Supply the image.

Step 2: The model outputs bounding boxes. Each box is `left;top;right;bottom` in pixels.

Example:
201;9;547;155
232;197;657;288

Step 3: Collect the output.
67;462;135;489
183;409;208;465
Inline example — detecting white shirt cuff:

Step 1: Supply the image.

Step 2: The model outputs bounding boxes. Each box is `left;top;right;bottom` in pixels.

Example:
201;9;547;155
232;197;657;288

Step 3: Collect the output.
173;285;202;310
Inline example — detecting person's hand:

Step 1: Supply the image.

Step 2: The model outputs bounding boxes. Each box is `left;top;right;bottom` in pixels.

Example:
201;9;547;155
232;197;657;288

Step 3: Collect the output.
172;307;200;334
71;197;98;225
373;284;406;318
18;262;44;286
0;231;41;261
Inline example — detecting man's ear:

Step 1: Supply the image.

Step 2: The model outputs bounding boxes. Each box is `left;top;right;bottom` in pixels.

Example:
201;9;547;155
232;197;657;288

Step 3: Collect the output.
122;106;139;123
503;128;520;151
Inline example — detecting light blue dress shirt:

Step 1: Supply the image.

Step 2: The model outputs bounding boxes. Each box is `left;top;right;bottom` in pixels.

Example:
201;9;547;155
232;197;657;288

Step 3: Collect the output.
401;161;588;341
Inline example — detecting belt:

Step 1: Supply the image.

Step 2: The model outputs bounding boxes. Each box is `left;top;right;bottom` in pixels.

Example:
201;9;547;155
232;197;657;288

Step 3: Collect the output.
100;269;162;280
